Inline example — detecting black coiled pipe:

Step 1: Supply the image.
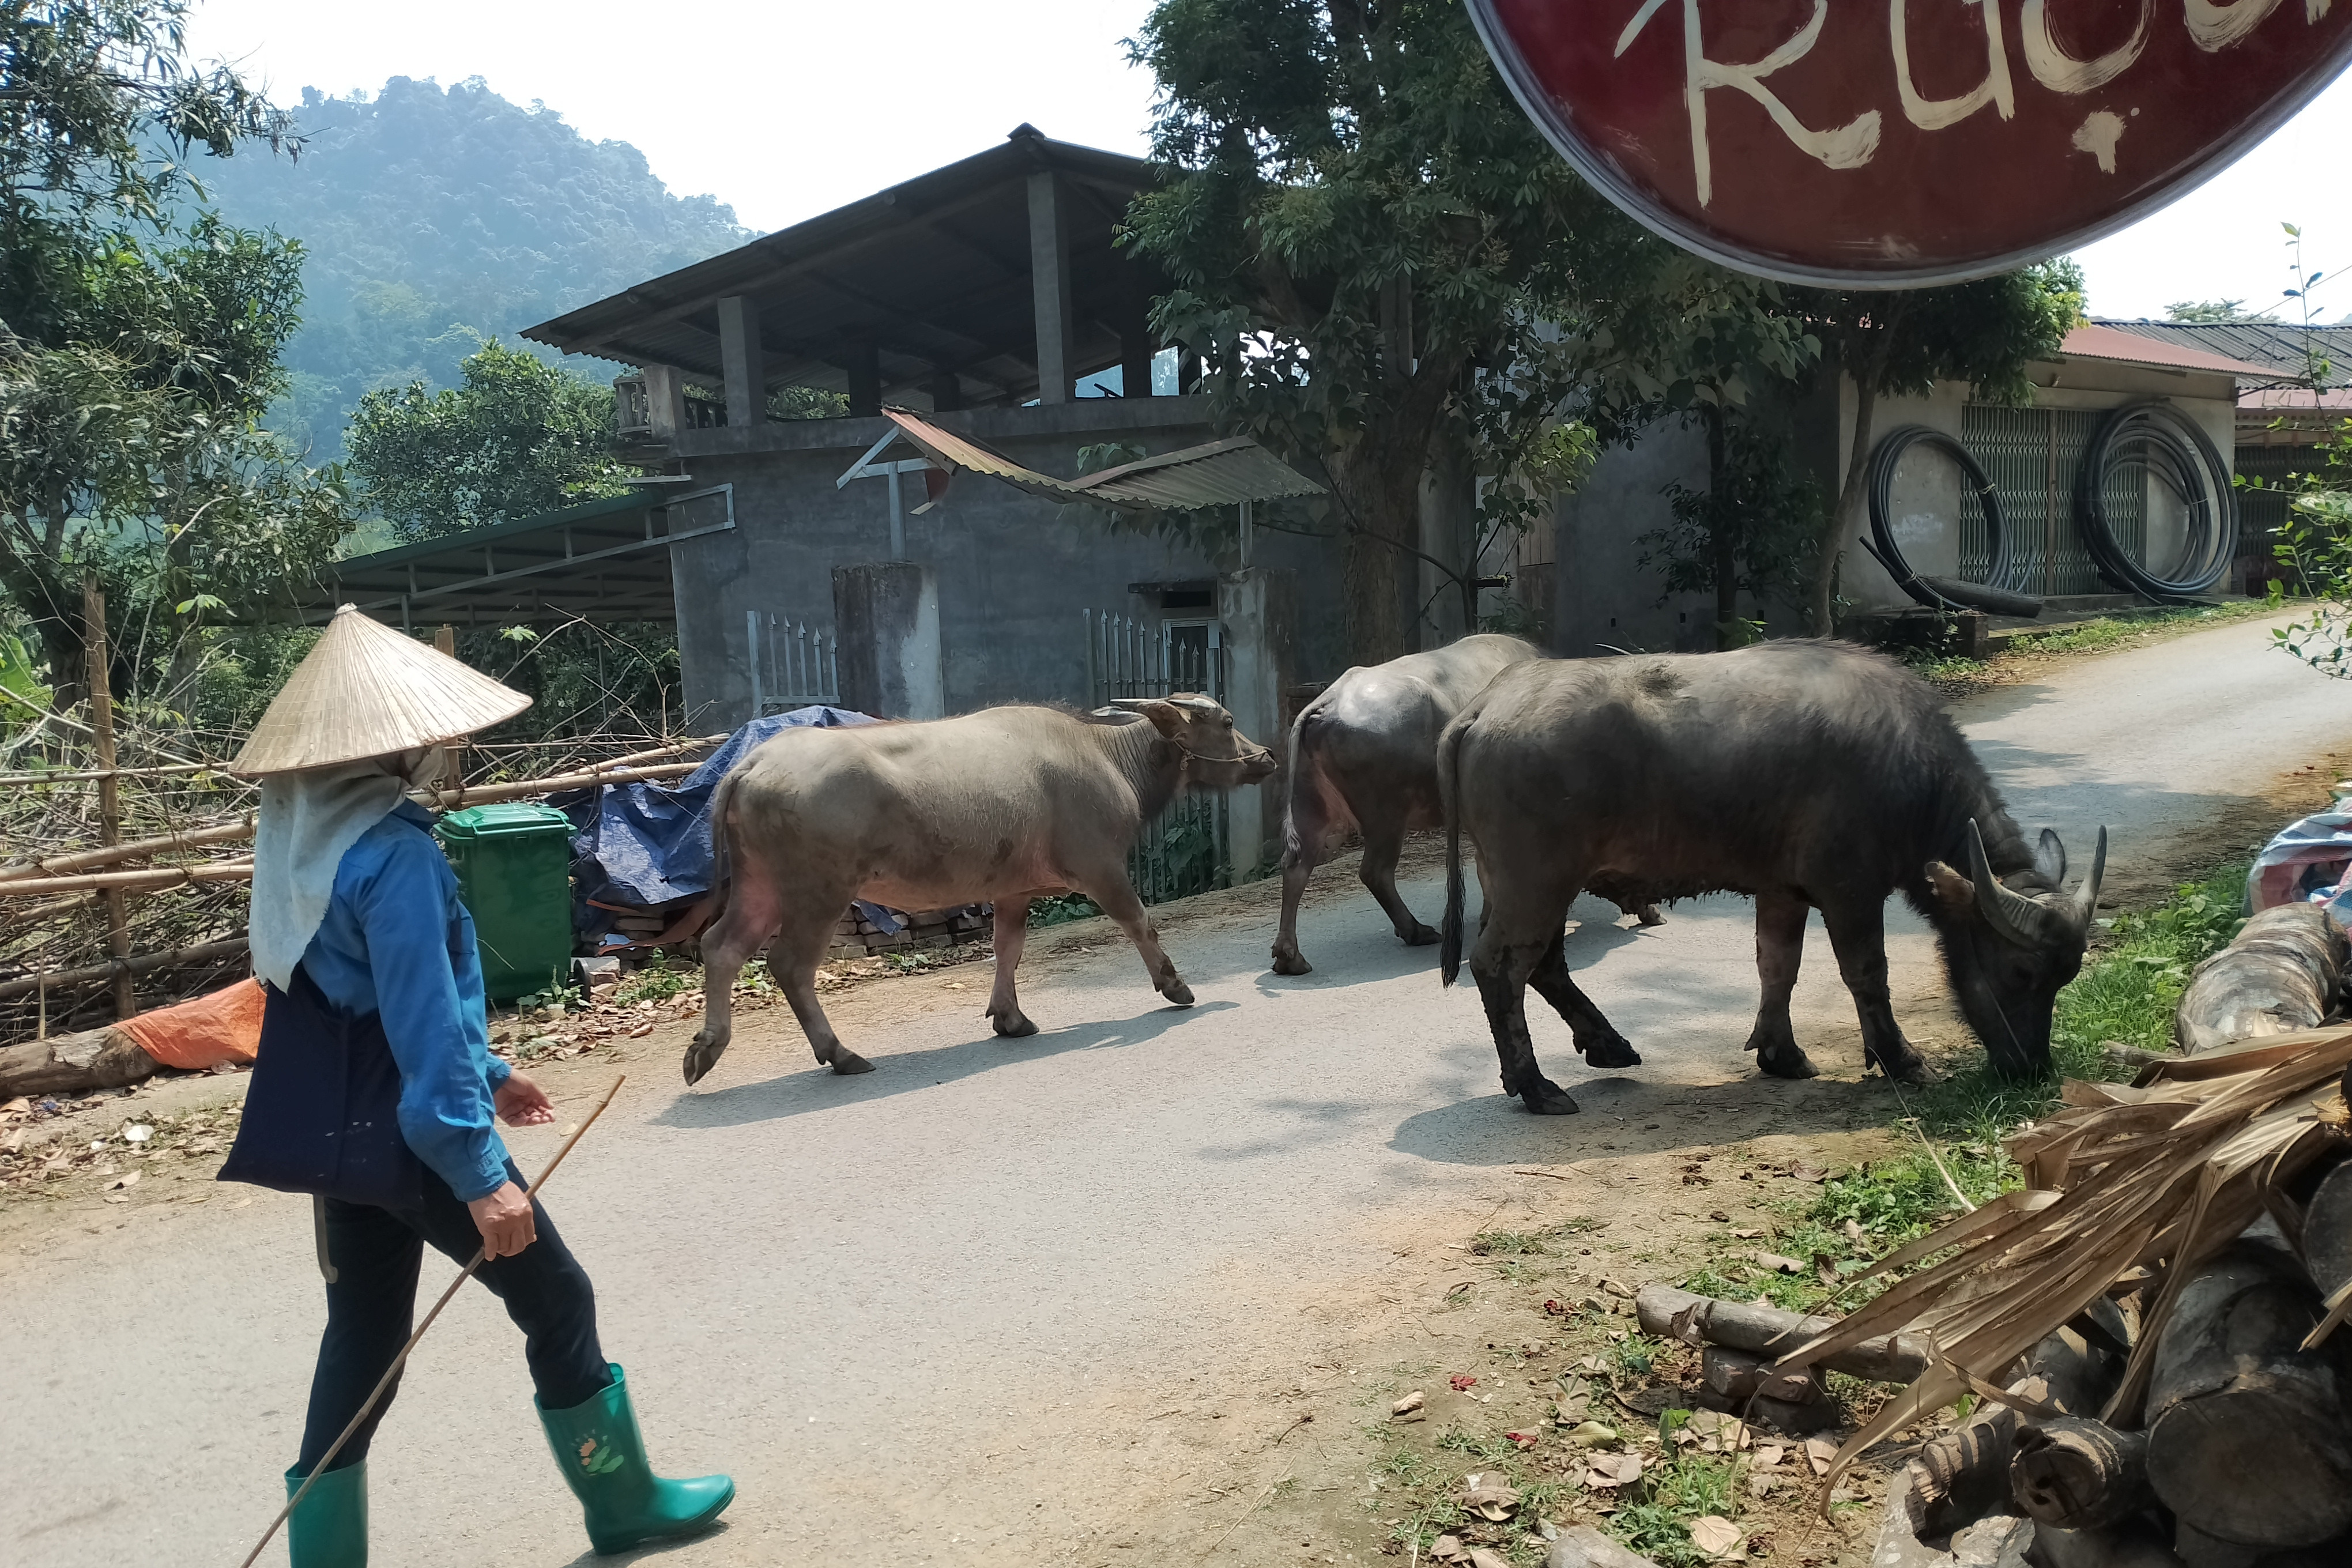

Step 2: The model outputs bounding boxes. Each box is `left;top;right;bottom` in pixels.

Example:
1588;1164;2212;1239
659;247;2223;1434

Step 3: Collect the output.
1865;425;2036;615
2073;399;2238;600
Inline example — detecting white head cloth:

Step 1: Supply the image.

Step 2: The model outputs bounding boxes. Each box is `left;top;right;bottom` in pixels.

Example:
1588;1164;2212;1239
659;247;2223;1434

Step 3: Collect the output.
248;762;407;991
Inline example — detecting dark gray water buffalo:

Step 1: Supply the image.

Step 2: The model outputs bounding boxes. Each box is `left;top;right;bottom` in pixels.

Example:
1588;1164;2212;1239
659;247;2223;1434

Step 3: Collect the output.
683;695;1276;1085
1272;635;1660;975
1437;640;2104;1113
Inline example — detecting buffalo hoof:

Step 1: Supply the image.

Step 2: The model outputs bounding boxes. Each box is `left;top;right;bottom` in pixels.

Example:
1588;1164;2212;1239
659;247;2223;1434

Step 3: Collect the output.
1867;1043;1934;1085
1404;922;1441;947
1519;1078;1581;1115
1269;948;1313;977
1634;903;1665;928
992;1011;1039;1038
827;1047;876;1075
1162;981;1196;1008
682;1034;726;1085
1756;1041;1820;1080
1581;1031;1642;1069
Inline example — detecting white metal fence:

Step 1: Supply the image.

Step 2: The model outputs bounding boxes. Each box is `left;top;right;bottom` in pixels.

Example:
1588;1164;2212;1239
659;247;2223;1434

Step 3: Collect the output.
747;612;840;715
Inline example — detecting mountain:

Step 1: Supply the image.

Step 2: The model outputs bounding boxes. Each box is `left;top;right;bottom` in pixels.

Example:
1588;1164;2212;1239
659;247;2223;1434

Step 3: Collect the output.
192;76;751;461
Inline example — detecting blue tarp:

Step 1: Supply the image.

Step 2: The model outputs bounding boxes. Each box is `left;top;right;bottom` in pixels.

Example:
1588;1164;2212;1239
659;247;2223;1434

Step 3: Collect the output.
564;706;877;941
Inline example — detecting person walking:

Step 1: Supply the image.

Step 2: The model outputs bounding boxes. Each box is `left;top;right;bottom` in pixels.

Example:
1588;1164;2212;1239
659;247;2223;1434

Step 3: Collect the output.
218;605;733;1565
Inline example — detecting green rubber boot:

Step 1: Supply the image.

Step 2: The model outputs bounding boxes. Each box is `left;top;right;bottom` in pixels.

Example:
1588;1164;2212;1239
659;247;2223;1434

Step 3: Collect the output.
281;1459;367;1567
537;1363;734;1555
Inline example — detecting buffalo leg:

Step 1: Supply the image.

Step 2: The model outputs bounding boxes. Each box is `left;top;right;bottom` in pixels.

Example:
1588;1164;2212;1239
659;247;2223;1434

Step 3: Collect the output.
1469;875;1580;1114
684;861;783;1085
1358;812;1438;948
1085;875;1196;1008
1746;891;1819;1080
1270;792;1325;977
1529;929;1641;1069
1820;899;1931;1083
770;902;872;1077
986;897;1038;1037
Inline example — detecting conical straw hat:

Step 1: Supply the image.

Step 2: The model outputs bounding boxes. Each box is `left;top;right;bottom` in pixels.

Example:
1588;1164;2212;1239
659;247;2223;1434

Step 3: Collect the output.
230;605;532;776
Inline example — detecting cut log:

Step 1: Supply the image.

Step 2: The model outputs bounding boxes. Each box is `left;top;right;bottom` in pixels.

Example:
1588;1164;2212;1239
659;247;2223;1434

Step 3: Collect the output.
2032;1523;2184;1568
1701;1345;1823;1403
1635;1283;1931;1382
2145;1243;2352;1549
2009;1416;2151;1532
1903;1378;2038;1539
2295;1156;2352;1305
1547;1525;1663;1568
2174;904;2347;1056
0;1024;156;1097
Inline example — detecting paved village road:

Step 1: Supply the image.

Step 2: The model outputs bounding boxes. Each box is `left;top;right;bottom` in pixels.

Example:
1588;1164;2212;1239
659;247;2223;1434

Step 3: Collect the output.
7;616;2349;1568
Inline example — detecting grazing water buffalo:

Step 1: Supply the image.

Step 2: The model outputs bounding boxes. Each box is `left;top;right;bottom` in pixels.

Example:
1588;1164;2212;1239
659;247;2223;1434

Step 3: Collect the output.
1437;640;2104;1114
683;695;1275;1085
1272;635;1660;976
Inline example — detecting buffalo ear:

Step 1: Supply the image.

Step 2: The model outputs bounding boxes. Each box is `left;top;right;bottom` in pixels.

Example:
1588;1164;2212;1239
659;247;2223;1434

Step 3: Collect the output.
1925;860;1977;920
1135;699;1186;738
2033;828;2067;887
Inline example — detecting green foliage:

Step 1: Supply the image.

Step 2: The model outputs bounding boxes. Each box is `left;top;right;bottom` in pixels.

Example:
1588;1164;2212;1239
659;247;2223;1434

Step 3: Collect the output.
2167;300;2252;323
191;76;749;459
2270;423;2352;677
346;341;633;539
1610;1448;1739;1568
1122;0;1692;660
1640;409;1822;642
1027;892;1103;927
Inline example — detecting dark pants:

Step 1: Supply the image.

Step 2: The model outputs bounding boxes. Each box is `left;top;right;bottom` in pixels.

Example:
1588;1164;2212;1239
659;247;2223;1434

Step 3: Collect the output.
298;1159;610;1472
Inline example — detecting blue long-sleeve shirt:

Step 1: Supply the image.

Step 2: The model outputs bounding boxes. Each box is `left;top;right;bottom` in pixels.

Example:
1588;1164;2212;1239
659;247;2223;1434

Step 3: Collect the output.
301;801;513;1202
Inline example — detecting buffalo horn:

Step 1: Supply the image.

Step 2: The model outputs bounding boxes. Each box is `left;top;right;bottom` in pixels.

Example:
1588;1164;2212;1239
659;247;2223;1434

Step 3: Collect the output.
1165;693;1222;713
1967;818;2049;949
2071;827;2108;932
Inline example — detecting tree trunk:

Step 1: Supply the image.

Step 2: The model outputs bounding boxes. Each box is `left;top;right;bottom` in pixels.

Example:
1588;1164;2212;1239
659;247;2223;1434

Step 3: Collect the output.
2011;1416;2151;1533
2174;903;2347;1055
1815;367;1878;637
1330;421;1437;668
2145;1243;2352;1549
1706;405;1740;648
0;1024;156;1097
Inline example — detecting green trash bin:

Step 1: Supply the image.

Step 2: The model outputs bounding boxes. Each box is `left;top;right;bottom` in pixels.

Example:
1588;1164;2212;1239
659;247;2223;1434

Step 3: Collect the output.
436;802;576;1002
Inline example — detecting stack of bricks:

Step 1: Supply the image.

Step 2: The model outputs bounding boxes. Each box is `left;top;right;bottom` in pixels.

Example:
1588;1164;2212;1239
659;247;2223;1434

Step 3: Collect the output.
827;903;992;962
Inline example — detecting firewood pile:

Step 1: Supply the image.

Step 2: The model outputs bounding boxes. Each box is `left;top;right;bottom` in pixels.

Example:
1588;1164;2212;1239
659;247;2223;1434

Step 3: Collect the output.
831;903;991;960
1731;1025;2352;1568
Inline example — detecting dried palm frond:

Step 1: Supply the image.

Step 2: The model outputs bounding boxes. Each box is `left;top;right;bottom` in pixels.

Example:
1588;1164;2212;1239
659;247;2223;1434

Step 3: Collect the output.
1770;1026;2352;1507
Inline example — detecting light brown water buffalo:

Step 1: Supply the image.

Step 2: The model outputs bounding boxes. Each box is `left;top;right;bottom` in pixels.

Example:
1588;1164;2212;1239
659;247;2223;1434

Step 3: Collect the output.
1271;635;1659;976
1438;640;2105;1114
683;695;1276;1084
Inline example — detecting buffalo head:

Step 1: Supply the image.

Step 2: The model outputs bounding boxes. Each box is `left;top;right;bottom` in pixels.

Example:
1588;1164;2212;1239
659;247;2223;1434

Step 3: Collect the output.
1108;693;1278;789
1924;820;2106;1077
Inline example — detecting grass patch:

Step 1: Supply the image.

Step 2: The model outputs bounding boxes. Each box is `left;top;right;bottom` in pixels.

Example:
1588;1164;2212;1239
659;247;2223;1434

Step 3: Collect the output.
1901;601;2272;696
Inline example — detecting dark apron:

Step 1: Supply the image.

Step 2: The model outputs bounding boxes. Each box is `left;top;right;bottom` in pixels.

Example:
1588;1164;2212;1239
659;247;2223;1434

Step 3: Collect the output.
218;967;425;1209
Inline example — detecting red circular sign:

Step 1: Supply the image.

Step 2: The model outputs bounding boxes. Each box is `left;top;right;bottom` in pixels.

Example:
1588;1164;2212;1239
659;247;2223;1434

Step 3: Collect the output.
1469;0;2352;286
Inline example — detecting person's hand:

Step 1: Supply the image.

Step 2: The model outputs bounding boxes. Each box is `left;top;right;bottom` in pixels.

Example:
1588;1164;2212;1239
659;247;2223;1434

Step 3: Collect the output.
468;1181;537;1259
495;1072;555;1127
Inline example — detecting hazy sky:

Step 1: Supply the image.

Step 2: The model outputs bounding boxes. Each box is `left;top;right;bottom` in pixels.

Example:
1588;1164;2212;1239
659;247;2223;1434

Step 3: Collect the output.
184;0;2349;324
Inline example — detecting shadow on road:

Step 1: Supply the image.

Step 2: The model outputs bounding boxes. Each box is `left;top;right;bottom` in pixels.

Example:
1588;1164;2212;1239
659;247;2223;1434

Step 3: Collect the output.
557;1521;737;1567
652;999;1239;1129
1252;904;1654;994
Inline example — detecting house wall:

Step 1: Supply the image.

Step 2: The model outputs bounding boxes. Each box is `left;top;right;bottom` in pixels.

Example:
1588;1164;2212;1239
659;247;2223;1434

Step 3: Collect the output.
662;401;1347;728
1552;416;1727;656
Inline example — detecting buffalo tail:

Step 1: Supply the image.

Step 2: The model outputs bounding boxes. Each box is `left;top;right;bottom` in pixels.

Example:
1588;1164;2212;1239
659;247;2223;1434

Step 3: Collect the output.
1279;696;1329;866
1438;714;1466;987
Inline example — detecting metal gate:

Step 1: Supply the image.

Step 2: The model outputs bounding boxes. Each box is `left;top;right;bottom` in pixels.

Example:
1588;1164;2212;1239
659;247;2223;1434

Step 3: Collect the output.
1084;609;1231;905
745;612;840;715
1959;405;2146;597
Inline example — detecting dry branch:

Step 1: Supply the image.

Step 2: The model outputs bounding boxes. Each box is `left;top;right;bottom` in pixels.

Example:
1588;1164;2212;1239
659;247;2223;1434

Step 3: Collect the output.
0;858;254;896
0;818;254;880
0;937;246;999
1635;1283;1932;1382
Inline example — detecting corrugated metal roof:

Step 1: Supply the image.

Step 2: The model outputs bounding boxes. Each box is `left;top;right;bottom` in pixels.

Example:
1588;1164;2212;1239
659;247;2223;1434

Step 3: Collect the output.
879;410;1323;510
2092;318;2352;389
2059;323;2286;379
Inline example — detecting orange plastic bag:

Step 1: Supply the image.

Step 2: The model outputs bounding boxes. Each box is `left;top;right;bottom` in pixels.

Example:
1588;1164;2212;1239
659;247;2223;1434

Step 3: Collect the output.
116;975;265;1071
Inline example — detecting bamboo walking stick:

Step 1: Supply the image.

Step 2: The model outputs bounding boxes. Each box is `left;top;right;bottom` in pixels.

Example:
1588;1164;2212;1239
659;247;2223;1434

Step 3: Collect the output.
236;1075;627;1568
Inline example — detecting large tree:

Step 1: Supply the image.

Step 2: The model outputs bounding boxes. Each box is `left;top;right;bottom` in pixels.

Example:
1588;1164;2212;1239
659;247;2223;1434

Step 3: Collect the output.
0;2;349;699
1798;263;2082;632
346;340;634;540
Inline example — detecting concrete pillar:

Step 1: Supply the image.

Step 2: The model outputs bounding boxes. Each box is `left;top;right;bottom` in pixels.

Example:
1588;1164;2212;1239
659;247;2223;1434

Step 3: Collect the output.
832;562;944;720
844;340;881;417
640;364;687;439
717;296;764;428
1216;567;1297;878
927;371;963;413
1026;171;1074;405
1120;325;1155;401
